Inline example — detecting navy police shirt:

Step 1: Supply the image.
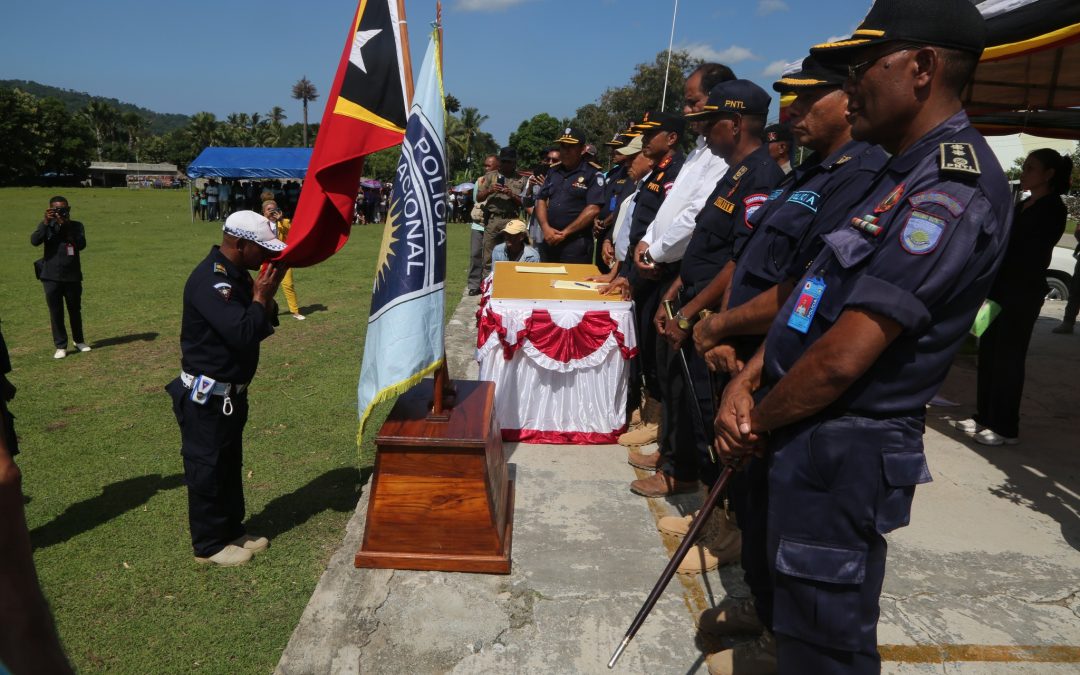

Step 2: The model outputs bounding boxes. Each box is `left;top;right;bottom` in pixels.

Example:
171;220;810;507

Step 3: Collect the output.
180;246;275;384
680;145;784;297
600;162;629;222
763;112;1013;414
538;159;605;235
728;141;888;310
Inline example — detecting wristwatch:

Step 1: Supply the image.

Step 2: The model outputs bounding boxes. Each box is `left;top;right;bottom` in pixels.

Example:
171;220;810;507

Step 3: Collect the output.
675;311;693;331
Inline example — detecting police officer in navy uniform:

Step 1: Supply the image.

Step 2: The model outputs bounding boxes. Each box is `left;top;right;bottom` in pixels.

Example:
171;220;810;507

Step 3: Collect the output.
595;130;640;262
535;126;606;264
714;2;1011;672
641;81;784;513
166;210;287;567
690;55;889;673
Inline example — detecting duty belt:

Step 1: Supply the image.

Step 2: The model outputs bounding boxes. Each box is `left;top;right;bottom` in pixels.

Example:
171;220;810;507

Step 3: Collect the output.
180;371;248;396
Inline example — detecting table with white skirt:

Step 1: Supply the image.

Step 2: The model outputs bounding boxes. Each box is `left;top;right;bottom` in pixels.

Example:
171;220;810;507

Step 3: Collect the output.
475;262;637;444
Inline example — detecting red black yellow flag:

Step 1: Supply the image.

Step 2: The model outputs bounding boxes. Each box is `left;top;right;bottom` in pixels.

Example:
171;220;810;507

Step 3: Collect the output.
278;0;411;267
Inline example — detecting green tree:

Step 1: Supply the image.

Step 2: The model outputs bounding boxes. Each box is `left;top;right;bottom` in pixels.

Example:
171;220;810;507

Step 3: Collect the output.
37;97;95;175
291;76;319;147
121;111;147;159
508;113;563;167
444;94;461;114
82;100;119;160
364;145;403;182
187;111;220;154
0;89;45;183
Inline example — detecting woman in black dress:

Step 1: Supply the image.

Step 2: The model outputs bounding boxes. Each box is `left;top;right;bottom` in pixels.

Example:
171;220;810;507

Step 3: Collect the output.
955;149;1071;445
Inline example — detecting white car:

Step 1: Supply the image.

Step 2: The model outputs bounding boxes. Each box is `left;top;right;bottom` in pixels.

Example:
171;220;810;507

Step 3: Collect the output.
1048;242;1076;301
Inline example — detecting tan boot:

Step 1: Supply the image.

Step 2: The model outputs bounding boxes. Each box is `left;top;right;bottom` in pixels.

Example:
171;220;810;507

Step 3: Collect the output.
642;396;662;425
231;534;269;553
698;597;764;637
661;507;739;538
618;422;658;447
705;630;777;675
195;544;253;567
628;406;643;430
630;471;698;498
677;544;720;574
627;449;660;471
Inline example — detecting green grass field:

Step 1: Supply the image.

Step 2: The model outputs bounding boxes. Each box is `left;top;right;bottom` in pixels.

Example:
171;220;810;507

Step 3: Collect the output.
0;188;470;673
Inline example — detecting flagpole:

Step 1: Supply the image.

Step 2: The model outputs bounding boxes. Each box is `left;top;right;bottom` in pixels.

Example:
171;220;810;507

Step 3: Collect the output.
660;0;679;112
397;0;415;106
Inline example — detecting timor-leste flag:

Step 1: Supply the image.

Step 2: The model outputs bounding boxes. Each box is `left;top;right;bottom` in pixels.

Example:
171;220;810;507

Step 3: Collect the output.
277;0;410;267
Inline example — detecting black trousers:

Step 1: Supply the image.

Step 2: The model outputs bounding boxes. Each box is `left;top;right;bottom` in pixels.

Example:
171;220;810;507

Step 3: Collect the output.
1064;256;1080;323
656;335;719;484
41;280;84;349
730;455;772;630
166;378;249;557
975;296;1043;438
541;235;593;264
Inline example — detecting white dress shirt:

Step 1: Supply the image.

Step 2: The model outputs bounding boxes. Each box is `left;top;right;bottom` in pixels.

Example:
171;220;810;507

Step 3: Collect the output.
640;135;729;263
614;173;650;262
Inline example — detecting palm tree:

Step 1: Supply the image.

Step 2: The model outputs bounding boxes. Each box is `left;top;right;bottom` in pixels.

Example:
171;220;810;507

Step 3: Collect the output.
267;106;287;126
291;76;319;147
82;101;118;161
446;107;489;176
188;111;219;151
121;111;146;158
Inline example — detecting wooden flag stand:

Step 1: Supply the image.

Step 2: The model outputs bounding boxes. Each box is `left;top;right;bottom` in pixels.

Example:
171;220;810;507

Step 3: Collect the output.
354;362;514;574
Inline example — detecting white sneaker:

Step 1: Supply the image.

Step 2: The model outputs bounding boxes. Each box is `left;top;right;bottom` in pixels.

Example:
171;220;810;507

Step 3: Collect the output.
973;429;1019;446
75;342;91;352
291;313;305;321
950;417;982;434
53;349;66;359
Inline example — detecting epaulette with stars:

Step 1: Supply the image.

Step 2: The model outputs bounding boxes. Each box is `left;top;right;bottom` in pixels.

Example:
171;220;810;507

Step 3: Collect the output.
213;262;228;276
940;142;981;177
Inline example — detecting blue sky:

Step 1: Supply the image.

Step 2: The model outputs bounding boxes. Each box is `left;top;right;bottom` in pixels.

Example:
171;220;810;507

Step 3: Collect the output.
2;0;870;144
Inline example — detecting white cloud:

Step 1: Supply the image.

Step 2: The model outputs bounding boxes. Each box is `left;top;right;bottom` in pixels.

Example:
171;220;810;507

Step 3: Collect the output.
762;60;789;78
679;43;758;64
757;0;789;15
456;0;530;11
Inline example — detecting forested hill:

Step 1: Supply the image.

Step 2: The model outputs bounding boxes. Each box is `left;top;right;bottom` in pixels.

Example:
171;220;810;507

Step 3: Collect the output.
0;79;189;135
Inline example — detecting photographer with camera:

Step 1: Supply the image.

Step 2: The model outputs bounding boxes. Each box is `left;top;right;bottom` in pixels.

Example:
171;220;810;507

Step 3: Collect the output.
476;147;525;279
31;196;90;359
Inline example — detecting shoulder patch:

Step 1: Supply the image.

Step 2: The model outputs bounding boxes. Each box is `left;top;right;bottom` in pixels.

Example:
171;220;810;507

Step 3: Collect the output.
213;262;228;276
900;210;946;255
908;190;965;217
787;191;820;213
768;188;785;201
743;194;769;229
940;142;980;176
832;155;853;166
731;165;748;183
213;282;233;300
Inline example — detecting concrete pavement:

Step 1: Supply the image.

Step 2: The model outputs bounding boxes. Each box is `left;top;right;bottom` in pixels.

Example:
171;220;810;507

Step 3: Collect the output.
277;295;1079;674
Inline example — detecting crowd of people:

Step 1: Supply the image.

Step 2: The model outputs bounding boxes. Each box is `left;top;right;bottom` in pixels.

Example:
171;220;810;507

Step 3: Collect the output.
191;179;304;222
464;0;1072;672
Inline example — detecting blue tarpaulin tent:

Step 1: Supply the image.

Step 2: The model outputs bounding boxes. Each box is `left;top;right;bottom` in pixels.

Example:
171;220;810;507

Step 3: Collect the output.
186;147;313;221
186;147;313;179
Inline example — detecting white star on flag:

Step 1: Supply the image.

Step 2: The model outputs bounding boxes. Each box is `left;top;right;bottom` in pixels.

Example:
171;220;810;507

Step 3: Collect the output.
349;28;382;73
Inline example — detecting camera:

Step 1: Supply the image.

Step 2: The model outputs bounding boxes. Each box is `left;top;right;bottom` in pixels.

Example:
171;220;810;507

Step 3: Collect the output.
497;175;506;187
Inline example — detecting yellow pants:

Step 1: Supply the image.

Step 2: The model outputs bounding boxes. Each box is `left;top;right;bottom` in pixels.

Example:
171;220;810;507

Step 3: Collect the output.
279;268;299;314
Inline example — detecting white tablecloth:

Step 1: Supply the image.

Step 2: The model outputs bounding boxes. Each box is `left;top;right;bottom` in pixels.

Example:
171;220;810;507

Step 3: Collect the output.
475;281;637;444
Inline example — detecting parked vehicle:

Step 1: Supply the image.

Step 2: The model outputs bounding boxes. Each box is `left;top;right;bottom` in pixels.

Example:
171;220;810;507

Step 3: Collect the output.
1048;243;1076;301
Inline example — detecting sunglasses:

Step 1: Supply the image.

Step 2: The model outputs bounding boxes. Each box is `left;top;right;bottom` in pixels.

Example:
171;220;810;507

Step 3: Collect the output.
847;43;920;82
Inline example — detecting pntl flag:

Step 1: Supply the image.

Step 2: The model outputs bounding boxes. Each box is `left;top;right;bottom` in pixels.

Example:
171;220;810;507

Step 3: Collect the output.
277;0;409;268
357;31;447;432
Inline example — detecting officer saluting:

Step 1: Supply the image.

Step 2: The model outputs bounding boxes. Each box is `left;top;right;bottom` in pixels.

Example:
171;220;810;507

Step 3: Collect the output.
166;211;287;566
536;126;606;263
715;1;1012;672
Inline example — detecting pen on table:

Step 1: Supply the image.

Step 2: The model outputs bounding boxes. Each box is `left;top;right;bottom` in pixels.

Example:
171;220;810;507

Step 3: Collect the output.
573;282;593;289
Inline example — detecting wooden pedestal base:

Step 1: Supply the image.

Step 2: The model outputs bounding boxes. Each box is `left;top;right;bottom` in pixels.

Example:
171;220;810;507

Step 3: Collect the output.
355;379;514;574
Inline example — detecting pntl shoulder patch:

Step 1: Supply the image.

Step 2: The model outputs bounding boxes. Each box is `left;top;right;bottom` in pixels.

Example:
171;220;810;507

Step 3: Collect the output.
744;194;769;229
909;191;965;217
940;142;981;176
900;210;946;254
213;282;233;300
213;262;228;276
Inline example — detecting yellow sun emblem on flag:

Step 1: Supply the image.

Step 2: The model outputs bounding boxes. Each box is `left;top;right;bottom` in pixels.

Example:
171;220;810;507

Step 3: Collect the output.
375;199;401;290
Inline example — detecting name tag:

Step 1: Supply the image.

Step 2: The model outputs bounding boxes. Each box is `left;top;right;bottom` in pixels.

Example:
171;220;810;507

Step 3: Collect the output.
65;244;75;256
787;277;826;334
